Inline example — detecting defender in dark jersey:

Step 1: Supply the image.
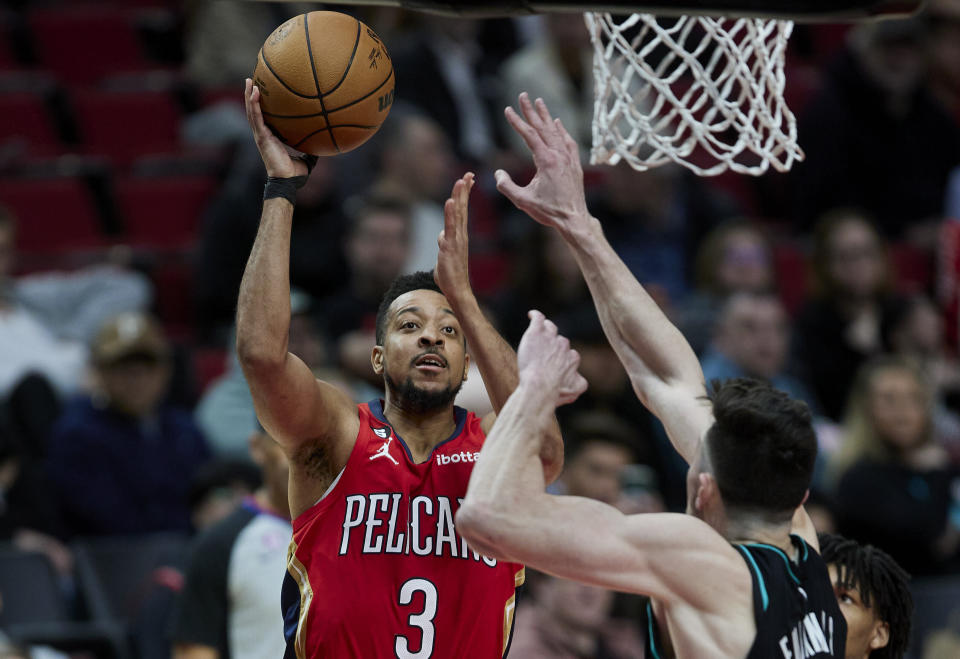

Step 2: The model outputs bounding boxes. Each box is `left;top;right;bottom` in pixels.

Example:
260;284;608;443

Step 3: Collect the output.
456;94;846;659
819;533;913;659
237;80;564;657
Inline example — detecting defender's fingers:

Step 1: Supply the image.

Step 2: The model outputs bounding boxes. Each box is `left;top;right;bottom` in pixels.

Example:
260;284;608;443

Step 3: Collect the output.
494;169;526;209
505;105;545;154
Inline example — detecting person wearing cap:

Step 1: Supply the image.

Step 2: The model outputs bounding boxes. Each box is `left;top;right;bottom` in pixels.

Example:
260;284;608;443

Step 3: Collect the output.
45;312;211;537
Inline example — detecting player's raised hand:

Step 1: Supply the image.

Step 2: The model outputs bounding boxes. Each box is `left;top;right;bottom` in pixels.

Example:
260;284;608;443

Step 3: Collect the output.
495;93;590;234
518;310;588;407
435;172;475;300
245;78;309;180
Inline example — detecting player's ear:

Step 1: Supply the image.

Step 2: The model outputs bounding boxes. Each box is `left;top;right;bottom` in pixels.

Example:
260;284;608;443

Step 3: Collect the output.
462;352;470;382
695;472;716;511
372;345;384;375
869;621;890;651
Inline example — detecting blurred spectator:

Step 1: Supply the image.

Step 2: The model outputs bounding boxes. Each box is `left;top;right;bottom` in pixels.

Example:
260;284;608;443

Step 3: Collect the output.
588;164;738;304
702;292;818;412
557;411;664;514
881;294;960;456
830;356;960;576
500;13;594;153
373;111;458;274
197;289;335;456
0;211;86;399
171;427;291;659
195;145;348;337
0;208;152;394
925;0;960;123
673;219;776;356
316;197;412;388
495;224;595;346
0;414;71;576
794;210;898;421
46;313;210;536
791;16;960;239
187;458;262;532
183;1;315;89
509;570;646;658
390;16;518;163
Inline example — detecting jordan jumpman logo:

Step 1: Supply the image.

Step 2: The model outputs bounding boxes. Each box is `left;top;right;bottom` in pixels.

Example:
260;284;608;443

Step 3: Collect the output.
370;435;399;465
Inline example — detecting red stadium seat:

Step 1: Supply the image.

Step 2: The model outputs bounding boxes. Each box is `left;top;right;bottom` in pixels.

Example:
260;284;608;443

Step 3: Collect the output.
113;174;216;247
71;89;182;162
773;241;810;315
0;177;104;252
0;91;64;156
29;7;147;85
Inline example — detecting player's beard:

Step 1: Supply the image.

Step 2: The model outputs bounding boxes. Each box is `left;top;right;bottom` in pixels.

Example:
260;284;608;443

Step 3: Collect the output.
384;371;463;415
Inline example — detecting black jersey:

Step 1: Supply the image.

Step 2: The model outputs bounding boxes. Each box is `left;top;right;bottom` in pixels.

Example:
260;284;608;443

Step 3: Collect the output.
646;535;846;659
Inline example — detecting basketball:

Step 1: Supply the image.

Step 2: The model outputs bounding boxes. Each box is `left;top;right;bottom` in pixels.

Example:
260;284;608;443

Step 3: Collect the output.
251;11;395;156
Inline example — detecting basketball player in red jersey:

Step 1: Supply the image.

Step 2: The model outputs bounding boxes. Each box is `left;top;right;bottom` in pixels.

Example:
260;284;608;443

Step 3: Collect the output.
457;94;846;659
237;79;562;658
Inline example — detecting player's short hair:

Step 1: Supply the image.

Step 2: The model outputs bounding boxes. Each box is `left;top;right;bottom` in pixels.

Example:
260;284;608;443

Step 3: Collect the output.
705;378;816;522
375;271;443;345
819;533;912;659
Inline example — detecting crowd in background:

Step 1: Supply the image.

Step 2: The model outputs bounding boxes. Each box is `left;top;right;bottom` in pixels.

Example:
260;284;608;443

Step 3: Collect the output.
1;0;960;657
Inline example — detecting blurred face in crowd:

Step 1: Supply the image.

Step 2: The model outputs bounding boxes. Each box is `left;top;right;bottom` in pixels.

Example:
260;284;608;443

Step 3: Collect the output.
573;340;629;398
538;575;614;633
827;565;890;659
715;228;772;294
854;20;926;96
890;297;943;357
373;289;469;414
98;354;172;418
927;2;960;92
563;440;633;505
716;294;789;380
867;367;928;452
825;218;885;300
386;117;456;203
346;210;410;293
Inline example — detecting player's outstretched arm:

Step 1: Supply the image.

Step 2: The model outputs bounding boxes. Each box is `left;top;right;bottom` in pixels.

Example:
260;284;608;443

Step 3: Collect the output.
457;312;750;612
495;93;711;465
435;174;564;482
236;79;356;454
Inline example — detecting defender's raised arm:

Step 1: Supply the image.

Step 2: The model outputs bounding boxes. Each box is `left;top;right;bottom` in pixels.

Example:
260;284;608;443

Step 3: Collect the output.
496;93;712;465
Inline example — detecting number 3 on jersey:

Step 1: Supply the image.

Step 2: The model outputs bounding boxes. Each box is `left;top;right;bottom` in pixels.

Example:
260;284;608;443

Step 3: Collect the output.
395;578;437;659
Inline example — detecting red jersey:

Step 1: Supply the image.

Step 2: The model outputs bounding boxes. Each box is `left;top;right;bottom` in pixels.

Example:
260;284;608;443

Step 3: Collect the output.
282;400;525;658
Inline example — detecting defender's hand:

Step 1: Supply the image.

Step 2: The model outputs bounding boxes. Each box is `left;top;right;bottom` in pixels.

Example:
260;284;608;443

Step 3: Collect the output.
517;310;587;407
245;78;309;180
435;172;475;299
495;93;590;233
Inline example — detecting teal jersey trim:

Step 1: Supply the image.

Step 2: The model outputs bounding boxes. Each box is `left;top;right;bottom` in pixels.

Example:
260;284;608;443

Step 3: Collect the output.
736;545;770;612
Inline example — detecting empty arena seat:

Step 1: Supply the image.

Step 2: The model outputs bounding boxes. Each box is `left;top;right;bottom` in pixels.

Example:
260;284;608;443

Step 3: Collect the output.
0;176;104;251
114;174;216;247
29;7;147;85
0;91;64;156
71;88;182;162
73;533;188;625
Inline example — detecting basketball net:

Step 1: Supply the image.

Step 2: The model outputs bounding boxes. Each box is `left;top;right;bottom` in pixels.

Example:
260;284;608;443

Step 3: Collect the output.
585;12;803;177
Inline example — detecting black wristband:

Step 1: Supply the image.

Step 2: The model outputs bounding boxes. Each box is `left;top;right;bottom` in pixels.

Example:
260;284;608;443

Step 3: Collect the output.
263;176;305;204
262;154;320;205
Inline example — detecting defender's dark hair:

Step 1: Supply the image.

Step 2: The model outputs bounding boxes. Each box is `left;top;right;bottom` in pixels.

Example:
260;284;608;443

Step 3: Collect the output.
705;378;816;521
375;271;443;345
819;533;912;659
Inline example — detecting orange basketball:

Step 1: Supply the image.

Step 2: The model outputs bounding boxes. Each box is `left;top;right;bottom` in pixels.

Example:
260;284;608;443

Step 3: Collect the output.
252;11;395;156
